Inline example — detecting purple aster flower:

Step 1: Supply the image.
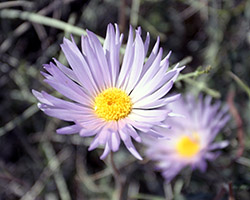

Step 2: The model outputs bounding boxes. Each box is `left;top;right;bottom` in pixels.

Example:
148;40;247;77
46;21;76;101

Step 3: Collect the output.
33;24;184;160
144;94;230;181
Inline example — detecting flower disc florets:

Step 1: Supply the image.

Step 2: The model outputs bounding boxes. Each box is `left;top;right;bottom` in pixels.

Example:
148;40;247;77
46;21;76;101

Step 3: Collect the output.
176;134;200;158
94;88;132;121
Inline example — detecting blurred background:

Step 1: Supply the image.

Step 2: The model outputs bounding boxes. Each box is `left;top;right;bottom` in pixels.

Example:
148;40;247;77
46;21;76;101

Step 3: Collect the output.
0;0;250;199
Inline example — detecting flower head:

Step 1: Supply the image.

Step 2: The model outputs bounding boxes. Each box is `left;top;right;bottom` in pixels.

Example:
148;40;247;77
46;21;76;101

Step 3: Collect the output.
144;95;230;181
33;24;183;160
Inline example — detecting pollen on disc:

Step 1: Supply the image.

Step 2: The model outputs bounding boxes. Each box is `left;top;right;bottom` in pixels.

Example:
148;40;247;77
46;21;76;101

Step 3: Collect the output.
176;135;200;158
94;88;132;121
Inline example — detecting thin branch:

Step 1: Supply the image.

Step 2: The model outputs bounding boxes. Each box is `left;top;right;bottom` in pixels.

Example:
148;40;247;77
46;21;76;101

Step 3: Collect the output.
184;78;221;98
0;0;76;53
20;148;71;200
227;90;244;158
228;71;250;99
236;157;250;168
213;186;226;200
119;0;127;33
76;150;108;194
130;0;141;27
0;104;38;137
0;1;33;9
228;182;235;200
130;193;165;200
42;141;72;200
0;9;103;42
171;56;193;69
110;152;125;200
176;66;212;82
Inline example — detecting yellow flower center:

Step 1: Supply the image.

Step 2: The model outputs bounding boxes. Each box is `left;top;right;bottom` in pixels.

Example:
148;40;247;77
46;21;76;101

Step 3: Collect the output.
176;133;200;158
94;88;132;121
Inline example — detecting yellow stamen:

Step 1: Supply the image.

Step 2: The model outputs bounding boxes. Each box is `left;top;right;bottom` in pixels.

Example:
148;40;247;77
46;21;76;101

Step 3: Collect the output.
94;88;132;121
176;134;200;158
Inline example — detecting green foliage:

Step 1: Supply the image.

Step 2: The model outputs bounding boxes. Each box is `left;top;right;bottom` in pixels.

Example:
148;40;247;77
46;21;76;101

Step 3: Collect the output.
0;0;249;199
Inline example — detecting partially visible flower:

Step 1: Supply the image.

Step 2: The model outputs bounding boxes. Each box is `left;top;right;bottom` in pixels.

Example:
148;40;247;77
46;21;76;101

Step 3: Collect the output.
144;95;230;181
33;24;184;160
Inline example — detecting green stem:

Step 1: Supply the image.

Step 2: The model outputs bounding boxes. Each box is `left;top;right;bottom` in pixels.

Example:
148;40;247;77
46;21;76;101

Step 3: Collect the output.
130;193;165;200
110;152;124;200
228;71;250;99
184;78;221;98
176;66;212;82
0;9;103;42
